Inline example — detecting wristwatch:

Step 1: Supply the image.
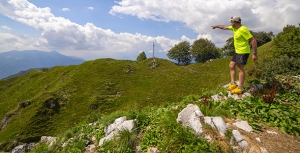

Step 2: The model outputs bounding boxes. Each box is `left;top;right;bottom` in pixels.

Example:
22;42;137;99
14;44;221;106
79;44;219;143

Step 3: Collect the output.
253;52;257;55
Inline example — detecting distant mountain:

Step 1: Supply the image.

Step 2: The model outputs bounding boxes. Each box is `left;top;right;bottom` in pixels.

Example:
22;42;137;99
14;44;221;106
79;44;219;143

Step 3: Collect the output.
0;50;85;80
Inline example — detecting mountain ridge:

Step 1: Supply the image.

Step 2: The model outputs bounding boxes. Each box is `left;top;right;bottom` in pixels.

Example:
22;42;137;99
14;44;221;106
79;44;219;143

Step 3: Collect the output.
0;50;85;80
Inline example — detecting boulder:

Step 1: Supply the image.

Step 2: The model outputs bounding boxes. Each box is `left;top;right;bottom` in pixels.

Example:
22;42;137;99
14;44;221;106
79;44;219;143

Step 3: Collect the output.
177;104;204;135
99;116;136;146
204;117;227;136
233;120;253;132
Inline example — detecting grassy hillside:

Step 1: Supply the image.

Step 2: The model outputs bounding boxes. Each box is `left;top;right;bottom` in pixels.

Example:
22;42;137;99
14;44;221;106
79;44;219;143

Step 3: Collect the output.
248;41;274;66
0;43;272;148
0;57;232;143
23;39;299;152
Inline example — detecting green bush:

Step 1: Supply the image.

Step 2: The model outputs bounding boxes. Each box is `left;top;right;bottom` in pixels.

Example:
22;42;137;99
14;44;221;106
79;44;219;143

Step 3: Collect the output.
273;24;300;58
248;55;300;80
216;97;300;136
136;51;147;61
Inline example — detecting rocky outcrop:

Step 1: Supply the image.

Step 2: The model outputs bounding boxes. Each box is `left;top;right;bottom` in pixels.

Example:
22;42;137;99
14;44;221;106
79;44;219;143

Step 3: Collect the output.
176;104;228;137
204;116;228;136
177;104;269;153
231;130;249;153
11;143;36;153
1;100;31;130
8;105;274;153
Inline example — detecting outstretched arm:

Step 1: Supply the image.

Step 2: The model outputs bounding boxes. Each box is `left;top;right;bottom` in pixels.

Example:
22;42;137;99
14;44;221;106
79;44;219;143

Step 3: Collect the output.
211;25;229;30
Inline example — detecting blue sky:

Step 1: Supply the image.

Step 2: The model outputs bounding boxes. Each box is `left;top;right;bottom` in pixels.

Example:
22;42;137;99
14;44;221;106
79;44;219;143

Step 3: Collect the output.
0;0;300;60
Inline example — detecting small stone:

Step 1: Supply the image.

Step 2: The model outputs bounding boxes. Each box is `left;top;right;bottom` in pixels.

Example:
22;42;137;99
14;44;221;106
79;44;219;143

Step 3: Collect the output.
204;135;212;142
255;137;261;143
232;130;244;142
238;140;248;152
266;130;277;134
233;120;253;132
260;147;269;153
136;146;142;153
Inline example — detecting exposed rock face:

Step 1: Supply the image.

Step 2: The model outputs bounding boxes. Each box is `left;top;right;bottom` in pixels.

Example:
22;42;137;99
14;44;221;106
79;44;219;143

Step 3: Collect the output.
1;100;31;130
11;143;36;153
1;113;14;130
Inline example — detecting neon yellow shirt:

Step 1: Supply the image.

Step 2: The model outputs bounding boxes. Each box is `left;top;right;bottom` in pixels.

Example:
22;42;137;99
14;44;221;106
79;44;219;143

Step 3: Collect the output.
228;25;252;54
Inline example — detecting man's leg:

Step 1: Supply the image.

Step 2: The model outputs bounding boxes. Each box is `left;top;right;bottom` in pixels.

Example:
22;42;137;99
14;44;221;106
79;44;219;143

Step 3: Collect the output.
229;61;236;83
237;64;245;88
230;54;249;94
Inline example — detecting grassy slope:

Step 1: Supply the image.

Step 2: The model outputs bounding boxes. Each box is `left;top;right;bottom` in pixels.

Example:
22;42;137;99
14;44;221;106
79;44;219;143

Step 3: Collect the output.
246;41;274;81
0;42;271;144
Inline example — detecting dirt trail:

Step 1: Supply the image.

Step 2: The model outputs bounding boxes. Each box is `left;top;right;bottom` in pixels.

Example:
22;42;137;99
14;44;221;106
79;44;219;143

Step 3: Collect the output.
237;126;300;153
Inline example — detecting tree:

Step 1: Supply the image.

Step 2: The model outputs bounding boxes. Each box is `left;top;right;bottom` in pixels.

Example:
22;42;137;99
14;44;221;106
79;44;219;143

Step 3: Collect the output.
250;31;274;47
167;41;191;65
273;24;300;58
191;38;220;62
136;51;147;61
221;37;235;56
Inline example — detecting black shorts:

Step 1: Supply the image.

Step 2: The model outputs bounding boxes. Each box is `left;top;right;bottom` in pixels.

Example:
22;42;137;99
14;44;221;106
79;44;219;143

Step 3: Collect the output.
231;53;250;65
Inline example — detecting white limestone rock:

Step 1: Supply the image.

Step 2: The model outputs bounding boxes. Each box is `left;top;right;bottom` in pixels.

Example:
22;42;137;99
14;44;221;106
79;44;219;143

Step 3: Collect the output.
233;120;253;132
260;147;269;153
204;117;228;136
177;104;204;135
99;117;136;146
232;130;248;153
255;137;261;143
212;117;227;136
266;130;278;134
104;116;127;136
232;130;244;142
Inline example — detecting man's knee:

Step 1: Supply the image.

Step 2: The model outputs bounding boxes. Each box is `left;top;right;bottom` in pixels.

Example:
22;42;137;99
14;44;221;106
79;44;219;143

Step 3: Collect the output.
229;62;235;69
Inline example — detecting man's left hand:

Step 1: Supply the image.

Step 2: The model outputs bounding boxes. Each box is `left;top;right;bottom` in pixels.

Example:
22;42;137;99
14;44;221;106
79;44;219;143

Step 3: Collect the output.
252;54;258;61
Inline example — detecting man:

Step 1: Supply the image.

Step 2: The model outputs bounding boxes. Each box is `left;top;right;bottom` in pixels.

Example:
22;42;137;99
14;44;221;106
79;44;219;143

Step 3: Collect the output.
211;16;258;94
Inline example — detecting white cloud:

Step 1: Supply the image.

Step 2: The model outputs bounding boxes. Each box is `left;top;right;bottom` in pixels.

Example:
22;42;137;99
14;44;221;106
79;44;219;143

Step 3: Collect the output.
62;8;70;12
0;0;184;60
110;0;300;47
1;25;11;30
87;7;94;10
0;0;299;60
0;31;49;51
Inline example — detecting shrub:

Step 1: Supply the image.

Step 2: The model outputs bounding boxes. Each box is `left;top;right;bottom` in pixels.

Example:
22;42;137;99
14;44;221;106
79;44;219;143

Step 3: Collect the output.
136;51;147;61
248;55;300;80
273;24;300;58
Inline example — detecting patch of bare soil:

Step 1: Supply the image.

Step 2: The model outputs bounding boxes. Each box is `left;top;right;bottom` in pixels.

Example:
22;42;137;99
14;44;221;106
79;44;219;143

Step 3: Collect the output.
237;126;300;153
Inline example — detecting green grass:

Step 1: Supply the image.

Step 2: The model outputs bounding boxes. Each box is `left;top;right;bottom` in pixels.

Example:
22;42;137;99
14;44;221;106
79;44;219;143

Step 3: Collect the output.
246;41;274;78
30;95;229;153
0;41;277;151
0;57;231;145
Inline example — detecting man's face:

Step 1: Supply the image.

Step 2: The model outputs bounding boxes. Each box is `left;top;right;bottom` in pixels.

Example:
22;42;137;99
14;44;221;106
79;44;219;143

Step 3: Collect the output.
230;20;238;28
230;20;235;26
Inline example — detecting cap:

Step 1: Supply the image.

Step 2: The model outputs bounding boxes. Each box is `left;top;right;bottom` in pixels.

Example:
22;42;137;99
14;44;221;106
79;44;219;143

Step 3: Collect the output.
229;16;241;23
